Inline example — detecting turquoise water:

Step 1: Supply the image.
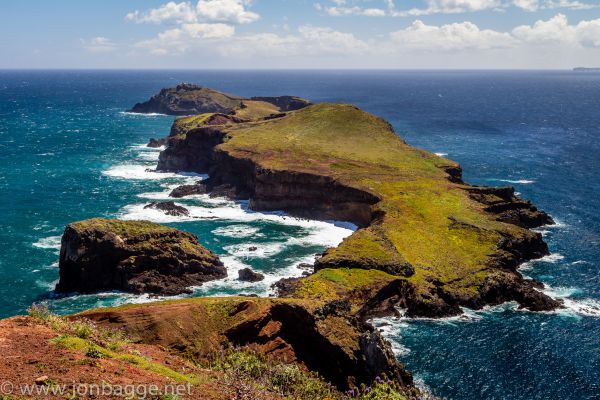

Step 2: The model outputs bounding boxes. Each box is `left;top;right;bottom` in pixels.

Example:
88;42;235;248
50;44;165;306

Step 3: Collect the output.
1;70;599;399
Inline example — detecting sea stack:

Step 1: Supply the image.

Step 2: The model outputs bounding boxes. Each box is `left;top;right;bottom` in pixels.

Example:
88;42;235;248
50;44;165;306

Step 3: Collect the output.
55;218;226;295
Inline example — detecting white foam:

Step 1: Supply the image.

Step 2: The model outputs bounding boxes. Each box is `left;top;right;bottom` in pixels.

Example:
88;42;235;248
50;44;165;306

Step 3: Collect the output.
119;111;169;117
570;260;591;266
32;236;61;252
434;152;448;157
137;152;161;161
118;198;356;246
224;242;285;258
559;298;600;317
493;179;535;184
212;225;262;238
102;164;203;181
129;144;164;151
540;284;582;299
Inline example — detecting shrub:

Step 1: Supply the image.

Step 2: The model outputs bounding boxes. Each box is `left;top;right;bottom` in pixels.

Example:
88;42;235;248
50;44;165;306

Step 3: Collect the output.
85;346;103;359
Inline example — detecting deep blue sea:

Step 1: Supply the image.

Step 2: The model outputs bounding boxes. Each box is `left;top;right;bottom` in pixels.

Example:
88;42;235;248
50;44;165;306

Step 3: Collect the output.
0;70;598;400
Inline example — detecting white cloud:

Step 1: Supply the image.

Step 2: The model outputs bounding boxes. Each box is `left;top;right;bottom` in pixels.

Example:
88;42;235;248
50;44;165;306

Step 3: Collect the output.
513;0;539;11
390;20;515;50
391;0;503;16
126;2;196;24
134;23;234;55
513;13;600;47
81;37;117;53
513;0;599;11
196;0;259;24
298;25;368;53
512;13;574;43
126;0;259;25
322;5;387;16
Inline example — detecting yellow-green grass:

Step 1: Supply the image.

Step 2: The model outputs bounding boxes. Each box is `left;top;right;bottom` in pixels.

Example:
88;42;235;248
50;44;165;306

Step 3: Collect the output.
170;113;215;138
69;218;215;259
214;103;527;298
232;100;281;120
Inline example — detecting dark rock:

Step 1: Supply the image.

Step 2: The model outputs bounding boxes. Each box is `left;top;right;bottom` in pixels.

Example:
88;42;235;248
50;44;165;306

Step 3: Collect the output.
250;96;312;111
129;83;244;116
297;263;313;271
472;271;563;312
169;184;207;198
147;138;166;148
271;277;301;297
238;268;264;282
143;201;189;216
248;246;258;252
359;331;413;386
316;300;351;317
466;186;554;228
55;218;226;295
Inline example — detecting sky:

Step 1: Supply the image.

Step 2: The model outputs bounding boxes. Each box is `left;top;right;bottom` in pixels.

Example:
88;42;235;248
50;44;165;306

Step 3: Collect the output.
1;0;600;69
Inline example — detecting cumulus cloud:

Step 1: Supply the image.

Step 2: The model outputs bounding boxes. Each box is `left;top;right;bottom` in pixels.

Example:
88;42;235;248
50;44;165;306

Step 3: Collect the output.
513;0;599;11
390;20;515;50
389;0;503;16
513;13;600;47
134;23;235;55
317;0;599;16
317;4;387;16
126;2;196;24
126;0;258;25
196;0;259;24
298;25;368;53
81;37;117;52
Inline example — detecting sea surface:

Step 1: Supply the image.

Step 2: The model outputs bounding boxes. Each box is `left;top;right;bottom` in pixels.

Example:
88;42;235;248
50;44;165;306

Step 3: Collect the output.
0;70;599;400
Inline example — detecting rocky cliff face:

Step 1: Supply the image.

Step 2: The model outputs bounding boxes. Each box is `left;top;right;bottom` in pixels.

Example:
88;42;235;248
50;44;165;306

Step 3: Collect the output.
84;297;412;390
55;218;226;295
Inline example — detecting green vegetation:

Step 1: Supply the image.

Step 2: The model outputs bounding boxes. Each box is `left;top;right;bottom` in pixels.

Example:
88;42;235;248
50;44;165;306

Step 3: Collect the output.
233;100;281;120
170;113;214;137
215;103;530;300
69;218;216;260
70;218;175;237
209;350;410;400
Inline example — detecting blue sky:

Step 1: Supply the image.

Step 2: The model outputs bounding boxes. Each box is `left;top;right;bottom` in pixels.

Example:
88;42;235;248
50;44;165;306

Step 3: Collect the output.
1;0;600;68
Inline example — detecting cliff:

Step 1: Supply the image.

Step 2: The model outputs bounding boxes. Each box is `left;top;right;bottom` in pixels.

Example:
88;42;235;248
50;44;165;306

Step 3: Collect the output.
157;99;561;318
55;218;226;295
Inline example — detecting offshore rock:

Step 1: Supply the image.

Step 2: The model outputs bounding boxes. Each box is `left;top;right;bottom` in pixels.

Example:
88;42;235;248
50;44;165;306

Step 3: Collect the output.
55;218;226;295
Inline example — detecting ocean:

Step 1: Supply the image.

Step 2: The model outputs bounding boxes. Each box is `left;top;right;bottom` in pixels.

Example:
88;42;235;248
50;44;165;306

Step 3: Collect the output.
0;70;598;399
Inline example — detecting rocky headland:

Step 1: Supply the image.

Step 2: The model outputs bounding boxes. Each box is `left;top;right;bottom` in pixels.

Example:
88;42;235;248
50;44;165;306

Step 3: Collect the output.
150;86;560;319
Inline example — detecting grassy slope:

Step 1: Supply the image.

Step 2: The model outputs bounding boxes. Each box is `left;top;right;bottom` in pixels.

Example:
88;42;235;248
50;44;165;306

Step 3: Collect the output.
217;103;525;300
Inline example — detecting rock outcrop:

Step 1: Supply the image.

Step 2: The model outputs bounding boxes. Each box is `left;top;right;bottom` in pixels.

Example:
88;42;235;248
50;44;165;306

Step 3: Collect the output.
129;84;244;116
129;83;311;117
143;201;189;216
238;267;265;282
55;218;226;295
169;182;207;198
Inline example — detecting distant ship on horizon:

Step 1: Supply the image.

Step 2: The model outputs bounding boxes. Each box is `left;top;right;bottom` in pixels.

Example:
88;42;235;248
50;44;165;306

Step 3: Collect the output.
573;67;600;71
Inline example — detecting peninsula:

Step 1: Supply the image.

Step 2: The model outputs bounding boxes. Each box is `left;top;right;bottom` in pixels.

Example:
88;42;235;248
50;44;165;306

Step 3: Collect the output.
0;84;561;399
